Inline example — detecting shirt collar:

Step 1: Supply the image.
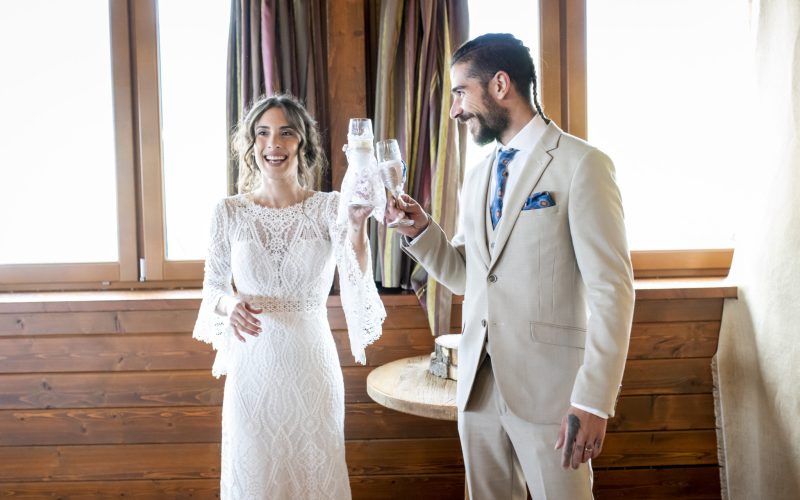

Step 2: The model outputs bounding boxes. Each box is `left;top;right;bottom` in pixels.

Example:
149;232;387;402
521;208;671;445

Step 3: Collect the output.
497;113;547;156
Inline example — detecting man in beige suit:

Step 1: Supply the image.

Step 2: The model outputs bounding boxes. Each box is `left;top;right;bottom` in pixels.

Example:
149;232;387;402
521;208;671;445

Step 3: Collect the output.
389;34;634;499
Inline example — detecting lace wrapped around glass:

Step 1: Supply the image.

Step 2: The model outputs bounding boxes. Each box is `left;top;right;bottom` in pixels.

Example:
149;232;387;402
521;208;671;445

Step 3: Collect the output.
337;121;386;226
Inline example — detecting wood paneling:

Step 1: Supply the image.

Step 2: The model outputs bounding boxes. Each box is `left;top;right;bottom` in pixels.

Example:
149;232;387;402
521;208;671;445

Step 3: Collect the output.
0;309;199;336
607;394;715;432
350;473;466;500
0;443;220;482
345;403;458;440
0;335;213;373
335;327;435;367
0;371;223;410
346;438;463;476
0;407;221;446
0;286;728;498
594;467;721;499
595;430;719;468
0;403;457;446
0;479;220;499
628;321;721;359
632;298;724;323
620;358;714;395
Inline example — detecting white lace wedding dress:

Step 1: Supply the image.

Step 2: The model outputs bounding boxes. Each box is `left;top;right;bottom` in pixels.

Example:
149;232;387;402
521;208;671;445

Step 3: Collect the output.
193;191;385;500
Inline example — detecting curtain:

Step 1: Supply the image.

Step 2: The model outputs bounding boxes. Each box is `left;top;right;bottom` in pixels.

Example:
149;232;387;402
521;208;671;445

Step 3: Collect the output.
226;0;329;195
715;1;800;498
370;0;468;337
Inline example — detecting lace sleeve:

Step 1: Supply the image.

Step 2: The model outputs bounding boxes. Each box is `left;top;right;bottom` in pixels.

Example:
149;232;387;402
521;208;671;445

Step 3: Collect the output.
329;193;386;364
193;198;235;378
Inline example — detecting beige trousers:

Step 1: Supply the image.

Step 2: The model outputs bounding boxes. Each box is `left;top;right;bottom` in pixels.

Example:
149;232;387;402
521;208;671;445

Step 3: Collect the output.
458;357;594;500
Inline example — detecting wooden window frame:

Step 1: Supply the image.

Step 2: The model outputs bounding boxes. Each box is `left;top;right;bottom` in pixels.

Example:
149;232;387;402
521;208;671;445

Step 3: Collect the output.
0;0;138;288
131;0;206;283
0;0;732;292
538;0;733;278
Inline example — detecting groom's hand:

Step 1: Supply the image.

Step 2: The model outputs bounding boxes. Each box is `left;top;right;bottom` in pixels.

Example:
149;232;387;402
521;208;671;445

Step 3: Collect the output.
386;194;429;239
554;406;607;469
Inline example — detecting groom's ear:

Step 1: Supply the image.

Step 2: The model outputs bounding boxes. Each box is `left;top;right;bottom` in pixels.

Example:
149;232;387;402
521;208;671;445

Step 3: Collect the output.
488;71;512;100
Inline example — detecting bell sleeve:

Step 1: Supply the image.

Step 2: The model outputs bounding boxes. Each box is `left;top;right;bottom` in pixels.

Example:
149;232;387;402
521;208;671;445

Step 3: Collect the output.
329;192;386;365
192;198;236;378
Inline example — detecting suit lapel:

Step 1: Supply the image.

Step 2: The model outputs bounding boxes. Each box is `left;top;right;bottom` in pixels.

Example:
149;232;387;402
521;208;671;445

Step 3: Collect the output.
473;153;494;269
489;122;562;269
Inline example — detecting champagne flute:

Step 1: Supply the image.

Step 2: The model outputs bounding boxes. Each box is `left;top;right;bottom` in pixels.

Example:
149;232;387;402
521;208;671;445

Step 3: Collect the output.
344;118;376;208
376;139;414;228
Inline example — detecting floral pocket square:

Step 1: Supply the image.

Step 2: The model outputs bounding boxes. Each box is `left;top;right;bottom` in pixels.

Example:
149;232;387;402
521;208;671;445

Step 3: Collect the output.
522;191;555;210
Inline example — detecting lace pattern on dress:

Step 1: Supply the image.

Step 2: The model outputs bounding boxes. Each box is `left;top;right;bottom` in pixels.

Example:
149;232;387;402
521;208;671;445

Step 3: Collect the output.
193;192;385;377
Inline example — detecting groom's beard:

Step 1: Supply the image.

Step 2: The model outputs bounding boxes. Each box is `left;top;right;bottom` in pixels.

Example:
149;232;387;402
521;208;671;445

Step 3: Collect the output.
459;92;510;146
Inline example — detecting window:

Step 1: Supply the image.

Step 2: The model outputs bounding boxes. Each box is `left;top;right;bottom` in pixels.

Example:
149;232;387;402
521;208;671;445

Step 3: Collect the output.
586;0;752;250
462;0;746;268
0;0;120;265
0;0;230;287
157;0;231;261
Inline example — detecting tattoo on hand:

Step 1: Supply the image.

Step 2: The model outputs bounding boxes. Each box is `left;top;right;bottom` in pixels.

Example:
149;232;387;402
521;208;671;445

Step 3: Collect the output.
565;414;580;458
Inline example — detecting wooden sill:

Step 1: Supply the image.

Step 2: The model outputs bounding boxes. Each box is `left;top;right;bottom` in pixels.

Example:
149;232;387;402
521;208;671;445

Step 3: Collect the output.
631;249;733;279
0;250;734;291
0;278;737;313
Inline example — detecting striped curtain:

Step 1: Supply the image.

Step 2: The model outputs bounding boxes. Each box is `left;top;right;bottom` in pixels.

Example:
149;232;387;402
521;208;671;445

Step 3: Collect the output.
226;0;329;194
372;0;469;336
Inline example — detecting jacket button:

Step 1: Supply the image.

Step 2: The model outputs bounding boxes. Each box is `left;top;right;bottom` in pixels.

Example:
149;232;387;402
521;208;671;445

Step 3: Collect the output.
487;274;497;283
481;319;487;327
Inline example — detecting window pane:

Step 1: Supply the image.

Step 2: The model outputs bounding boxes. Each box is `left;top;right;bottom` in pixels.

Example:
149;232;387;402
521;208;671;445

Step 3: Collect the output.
0;1;118;264
158;0;230;261
587;0;752;250
466;0;540;168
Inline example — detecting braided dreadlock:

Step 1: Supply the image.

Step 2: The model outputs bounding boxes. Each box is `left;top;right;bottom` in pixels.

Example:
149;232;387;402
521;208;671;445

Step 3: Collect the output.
451;33;549;124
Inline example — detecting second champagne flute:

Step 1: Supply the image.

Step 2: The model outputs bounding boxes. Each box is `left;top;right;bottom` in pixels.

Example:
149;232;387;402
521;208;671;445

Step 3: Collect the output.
376;139;414;228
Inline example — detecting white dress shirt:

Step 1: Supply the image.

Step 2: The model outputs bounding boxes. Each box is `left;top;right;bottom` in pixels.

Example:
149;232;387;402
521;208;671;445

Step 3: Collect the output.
489;113;547;200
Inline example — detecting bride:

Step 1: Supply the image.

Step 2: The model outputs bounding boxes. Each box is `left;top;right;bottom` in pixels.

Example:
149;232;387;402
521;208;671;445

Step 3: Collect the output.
193;94;385;499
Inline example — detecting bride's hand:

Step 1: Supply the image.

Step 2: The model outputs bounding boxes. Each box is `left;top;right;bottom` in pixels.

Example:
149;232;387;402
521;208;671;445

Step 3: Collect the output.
226;300;263;343
347;203;372;231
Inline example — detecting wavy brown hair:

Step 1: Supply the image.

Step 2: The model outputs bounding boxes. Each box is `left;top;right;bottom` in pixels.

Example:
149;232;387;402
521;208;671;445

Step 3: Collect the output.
233;94;326;193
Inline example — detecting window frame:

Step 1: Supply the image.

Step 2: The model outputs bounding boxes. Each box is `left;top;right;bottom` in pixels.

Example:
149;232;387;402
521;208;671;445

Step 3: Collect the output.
538;0;733;278
0;0;138;287
0;0;733;292
130;0;207;282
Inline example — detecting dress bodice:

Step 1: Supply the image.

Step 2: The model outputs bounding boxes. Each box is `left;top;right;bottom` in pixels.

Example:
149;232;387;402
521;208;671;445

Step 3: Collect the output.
226;192;337;309
193;190;385;375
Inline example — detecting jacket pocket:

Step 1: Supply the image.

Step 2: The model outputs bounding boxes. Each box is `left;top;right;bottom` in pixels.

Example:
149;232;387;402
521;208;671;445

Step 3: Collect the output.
530;321;586;349
519;204;560;217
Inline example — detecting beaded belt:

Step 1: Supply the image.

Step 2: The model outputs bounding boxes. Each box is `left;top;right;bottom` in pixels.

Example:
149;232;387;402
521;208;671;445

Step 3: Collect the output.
240;295;326;314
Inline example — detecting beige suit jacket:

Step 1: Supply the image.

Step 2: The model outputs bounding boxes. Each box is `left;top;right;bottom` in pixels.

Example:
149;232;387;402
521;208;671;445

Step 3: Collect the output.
403;121;635;424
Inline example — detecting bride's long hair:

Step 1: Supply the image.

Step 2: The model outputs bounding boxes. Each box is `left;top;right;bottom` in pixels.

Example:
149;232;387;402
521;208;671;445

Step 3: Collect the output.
233;94;326;194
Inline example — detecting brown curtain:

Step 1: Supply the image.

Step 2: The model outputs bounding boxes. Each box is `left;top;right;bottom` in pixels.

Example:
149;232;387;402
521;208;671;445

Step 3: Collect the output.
369;0;469;336
226;0;329;195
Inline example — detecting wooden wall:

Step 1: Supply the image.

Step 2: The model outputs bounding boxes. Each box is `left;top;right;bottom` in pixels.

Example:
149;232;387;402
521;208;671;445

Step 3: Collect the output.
0;282;733;498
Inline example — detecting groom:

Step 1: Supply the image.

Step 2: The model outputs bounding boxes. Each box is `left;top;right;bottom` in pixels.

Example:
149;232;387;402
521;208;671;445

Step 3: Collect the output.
390;34;635;499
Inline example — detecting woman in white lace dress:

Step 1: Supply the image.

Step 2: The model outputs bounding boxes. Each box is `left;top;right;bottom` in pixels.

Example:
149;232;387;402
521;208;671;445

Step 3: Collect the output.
193;94;385;499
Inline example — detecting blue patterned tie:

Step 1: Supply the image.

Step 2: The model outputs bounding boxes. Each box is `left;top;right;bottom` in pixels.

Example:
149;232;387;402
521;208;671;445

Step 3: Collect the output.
490;147;518;228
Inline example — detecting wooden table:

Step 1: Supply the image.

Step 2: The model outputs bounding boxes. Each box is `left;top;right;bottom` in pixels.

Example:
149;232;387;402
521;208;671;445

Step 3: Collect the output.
366;355;457;421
